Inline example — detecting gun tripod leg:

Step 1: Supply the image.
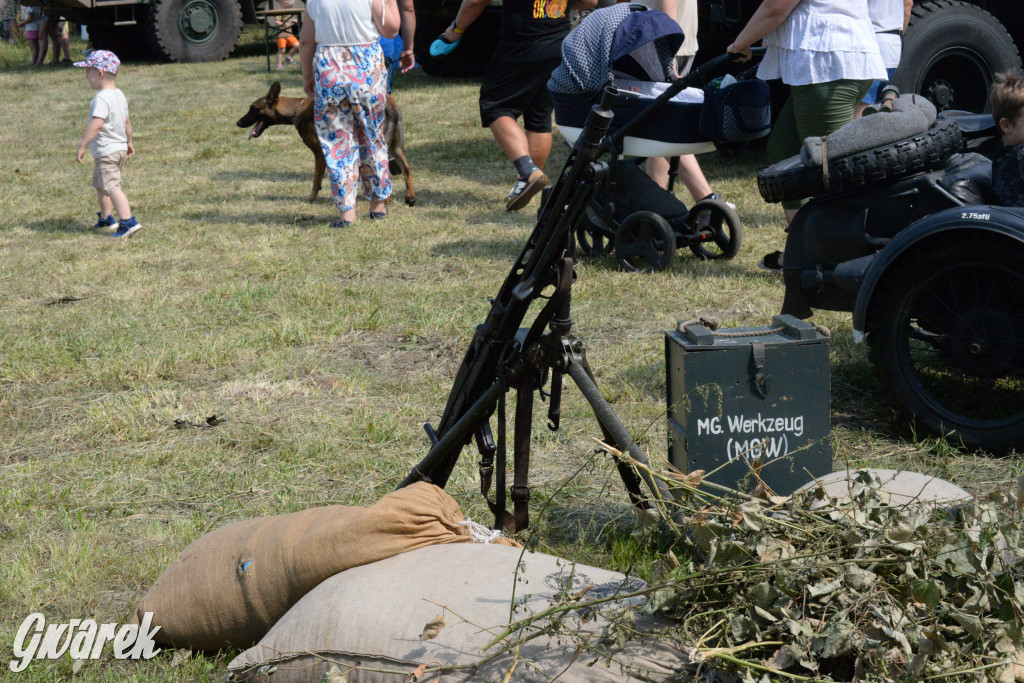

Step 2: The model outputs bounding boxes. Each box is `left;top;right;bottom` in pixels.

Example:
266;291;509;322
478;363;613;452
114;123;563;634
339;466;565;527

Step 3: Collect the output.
565;360;683;525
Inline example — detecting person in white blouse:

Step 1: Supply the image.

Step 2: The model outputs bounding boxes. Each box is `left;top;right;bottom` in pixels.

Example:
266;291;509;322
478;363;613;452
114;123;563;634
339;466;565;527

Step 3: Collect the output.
727;0;886;269
300;0;401;228
855;0;912;117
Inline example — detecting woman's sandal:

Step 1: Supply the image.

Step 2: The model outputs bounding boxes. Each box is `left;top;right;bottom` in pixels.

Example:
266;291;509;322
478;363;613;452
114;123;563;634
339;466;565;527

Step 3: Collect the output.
368;212;387;220
759;250;783;271
330;219;353;228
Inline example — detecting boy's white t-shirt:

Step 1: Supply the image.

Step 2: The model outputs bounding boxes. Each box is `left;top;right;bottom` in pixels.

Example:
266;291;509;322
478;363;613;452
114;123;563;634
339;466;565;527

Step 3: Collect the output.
89;88;129;159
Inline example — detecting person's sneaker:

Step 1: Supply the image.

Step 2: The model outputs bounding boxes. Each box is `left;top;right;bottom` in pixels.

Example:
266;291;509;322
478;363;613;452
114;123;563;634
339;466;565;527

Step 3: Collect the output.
285;56;295;64
276;64;284;70
111;218;142;238
505;169;548;212
92;212;117;231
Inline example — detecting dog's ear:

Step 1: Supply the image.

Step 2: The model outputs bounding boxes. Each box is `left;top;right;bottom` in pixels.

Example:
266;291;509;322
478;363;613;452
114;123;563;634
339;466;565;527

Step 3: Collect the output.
268;81;282;105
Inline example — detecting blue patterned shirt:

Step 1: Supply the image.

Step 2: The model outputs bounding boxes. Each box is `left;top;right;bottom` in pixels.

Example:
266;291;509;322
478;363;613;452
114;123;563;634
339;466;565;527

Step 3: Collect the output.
992;143;1024;207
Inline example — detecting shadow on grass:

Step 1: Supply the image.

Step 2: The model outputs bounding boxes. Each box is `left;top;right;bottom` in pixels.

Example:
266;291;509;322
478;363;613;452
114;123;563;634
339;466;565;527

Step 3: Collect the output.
182;210;325;227
21;216;92;233
431;236;525;260
211;170;312;183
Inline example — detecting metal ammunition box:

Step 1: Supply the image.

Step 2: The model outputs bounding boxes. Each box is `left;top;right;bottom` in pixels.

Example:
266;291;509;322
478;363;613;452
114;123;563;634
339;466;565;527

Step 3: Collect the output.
665;315;832;495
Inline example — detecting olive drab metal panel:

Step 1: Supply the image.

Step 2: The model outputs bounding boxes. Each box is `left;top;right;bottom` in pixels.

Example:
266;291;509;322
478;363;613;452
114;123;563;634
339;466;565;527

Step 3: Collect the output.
665;315;832;495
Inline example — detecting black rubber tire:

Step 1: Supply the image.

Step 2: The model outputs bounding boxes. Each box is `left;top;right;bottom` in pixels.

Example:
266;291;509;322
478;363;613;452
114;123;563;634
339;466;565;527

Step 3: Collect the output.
415;7;500;78
685;198;742;261
893;0;1021;114
757;121;963;204
614;211;675;272
89;23;153;60
146;0;243;62
867;239;1024;453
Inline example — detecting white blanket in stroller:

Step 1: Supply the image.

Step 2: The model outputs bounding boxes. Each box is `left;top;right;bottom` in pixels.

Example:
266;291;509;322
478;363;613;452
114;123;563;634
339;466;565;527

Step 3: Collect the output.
613;77;704;105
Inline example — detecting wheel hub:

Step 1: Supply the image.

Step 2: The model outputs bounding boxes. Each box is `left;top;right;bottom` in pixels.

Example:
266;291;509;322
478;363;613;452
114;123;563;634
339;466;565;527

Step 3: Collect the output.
926;79;955;110
179;0;219;44
949;308;1018;378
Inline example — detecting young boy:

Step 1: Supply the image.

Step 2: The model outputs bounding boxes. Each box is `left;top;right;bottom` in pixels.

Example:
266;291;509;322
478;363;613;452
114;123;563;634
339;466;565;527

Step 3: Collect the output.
990;71;1024;207
273;0;299;70
74;50;141;237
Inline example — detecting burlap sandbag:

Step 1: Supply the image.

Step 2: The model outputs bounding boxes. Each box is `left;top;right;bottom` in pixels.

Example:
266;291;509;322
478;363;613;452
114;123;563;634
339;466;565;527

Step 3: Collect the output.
227;543;690;682
135;483;520;651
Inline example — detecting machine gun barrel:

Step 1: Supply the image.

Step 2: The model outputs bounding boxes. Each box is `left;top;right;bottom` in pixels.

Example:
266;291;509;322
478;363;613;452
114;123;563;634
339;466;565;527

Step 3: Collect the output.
399;91;619;489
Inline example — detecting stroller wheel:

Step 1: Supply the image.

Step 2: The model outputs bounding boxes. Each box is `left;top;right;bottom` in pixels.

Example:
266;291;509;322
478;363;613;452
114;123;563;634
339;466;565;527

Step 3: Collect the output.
686;198;742;261
614;211;676;272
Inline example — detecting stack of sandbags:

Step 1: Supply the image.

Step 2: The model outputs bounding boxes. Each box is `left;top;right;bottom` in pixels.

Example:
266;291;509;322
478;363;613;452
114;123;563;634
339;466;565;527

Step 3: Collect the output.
134;483;519;651
227;543;690;682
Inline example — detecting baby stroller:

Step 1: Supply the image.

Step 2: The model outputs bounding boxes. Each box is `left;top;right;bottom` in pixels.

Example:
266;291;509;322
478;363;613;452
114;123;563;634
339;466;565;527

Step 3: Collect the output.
546;4;770;271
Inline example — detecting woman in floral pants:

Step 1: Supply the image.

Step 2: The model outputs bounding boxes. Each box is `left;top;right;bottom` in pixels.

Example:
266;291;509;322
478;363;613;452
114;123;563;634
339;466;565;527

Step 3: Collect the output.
300;0;399;227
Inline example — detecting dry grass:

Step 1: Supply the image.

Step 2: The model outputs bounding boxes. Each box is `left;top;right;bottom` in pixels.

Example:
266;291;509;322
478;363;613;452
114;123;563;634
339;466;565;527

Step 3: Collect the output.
0;29;1020;681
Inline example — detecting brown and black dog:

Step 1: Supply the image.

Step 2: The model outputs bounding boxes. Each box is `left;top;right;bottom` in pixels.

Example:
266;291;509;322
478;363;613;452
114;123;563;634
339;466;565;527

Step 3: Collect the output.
236;81;415;206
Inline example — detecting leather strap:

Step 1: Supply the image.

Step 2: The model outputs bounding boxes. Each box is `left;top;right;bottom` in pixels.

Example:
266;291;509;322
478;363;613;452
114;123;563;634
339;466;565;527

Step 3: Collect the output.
512;375;533;532
820;136;830;194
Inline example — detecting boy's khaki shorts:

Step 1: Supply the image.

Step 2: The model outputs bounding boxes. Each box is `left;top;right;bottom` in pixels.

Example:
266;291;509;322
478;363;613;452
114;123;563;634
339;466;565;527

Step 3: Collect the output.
92;151;128;196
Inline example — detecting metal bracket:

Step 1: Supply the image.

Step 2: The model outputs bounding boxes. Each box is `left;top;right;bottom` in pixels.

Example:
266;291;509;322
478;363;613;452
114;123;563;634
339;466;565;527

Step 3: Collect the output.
750;340;769;398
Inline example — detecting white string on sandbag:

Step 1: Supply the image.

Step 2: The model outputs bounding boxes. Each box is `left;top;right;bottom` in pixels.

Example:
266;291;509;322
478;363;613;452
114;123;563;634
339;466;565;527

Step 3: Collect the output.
458;520;508;544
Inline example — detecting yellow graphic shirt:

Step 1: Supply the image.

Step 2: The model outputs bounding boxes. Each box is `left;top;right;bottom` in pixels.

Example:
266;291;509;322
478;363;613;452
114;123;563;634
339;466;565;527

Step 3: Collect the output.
534;0;568;19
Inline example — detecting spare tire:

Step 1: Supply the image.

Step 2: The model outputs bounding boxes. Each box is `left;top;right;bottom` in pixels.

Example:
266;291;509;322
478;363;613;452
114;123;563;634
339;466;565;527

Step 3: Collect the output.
757;120;963;204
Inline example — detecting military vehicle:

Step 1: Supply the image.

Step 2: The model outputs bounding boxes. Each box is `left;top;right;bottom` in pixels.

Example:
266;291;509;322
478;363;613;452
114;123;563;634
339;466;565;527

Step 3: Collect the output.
46;0;260;62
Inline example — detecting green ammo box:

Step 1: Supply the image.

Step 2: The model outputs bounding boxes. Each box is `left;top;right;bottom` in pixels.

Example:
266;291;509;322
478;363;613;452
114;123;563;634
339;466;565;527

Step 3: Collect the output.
665;315;832;495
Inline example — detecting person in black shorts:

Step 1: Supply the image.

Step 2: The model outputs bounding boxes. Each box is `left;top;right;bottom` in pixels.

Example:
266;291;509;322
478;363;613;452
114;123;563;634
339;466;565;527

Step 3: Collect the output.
435;0;597;211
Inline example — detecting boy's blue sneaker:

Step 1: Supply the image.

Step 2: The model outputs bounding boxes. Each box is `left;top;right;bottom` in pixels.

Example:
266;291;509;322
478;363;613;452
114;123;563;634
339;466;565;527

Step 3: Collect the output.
111;217;142;238
92;212;117;230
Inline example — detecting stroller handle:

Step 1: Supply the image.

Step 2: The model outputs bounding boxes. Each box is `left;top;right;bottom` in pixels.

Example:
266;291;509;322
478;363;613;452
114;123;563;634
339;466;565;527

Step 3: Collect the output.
687;46;767;88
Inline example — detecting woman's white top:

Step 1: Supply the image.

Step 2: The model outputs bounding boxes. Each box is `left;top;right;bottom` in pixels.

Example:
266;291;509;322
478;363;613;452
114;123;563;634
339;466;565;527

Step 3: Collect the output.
634;0;698;57
757;0;887;86
307;0;380;46
867;0;904;69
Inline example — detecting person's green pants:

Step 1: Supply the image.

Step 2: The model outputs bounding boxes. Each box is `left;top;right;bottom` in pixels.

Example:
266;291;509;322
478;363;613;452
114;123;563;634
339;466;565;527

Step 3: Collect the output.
767;79;873;210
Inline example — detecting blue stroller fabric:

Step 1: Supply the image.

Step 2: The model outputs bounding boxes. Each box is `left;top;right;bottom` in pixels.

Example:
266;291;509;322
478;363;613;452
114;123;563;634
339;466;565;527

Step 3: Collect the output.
549;4;681;97
548;4;709;147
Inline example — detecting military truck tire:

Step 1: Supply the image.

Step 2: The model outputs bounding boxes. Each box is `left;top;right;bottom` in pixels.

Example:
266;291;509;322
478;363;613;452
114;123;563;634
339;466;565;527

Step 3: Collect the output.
893;0;1021;113
146;0;243;62
756;121;963;204
89;23;152;60
415;6;501;78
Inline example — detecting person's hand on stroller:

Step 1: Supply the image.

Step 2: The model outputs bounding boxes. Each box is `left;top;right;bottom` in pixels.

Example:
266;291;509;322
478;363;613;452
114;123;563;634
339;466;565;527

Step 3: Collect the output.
430;22;463;59
726;41;753;62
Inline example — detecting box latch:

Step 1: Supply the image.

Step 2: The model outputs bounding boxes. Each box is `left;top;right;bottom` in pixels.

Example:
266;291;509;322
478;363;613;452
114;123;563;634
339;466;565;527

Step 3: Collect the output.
750;340;768;398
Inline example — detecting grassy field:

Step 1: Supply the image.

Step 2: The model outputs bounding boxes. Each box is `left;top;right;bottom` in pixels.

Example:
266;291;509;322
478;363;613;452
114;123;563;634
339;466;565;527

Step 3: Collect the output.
0;28;1020;681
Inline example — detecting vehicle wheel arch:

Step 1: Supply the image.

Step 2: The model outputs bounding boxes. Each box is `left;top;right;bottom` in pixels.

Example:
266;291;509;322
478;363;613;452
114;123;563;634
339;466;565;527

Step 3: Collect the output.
854;209;1024;337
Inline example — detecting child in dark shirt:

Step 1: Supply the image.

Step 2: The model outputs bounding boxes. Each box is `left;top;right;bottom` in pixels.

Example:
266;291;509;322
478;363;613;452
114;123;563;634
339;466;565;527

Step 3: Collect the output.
990;71;1024;207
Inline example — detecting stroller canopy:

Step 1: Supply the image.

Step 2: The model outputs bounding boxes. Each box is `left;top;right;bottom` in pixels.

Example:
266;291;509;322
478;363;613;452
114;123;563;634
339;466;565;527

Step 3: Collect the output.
549;4;683;97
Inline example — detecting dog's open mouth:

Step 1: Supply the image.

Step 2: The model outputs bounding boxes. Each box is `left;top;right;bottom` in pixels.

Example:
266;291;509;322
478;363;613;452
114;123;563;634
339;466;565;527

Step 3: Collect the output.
249;121;267;139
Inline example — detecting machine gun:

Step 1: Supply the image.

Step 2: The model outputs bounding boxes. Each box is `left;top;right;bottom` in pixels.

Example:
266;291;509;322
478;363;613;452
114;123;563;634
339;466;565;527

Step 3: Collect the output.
398;54;750;531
